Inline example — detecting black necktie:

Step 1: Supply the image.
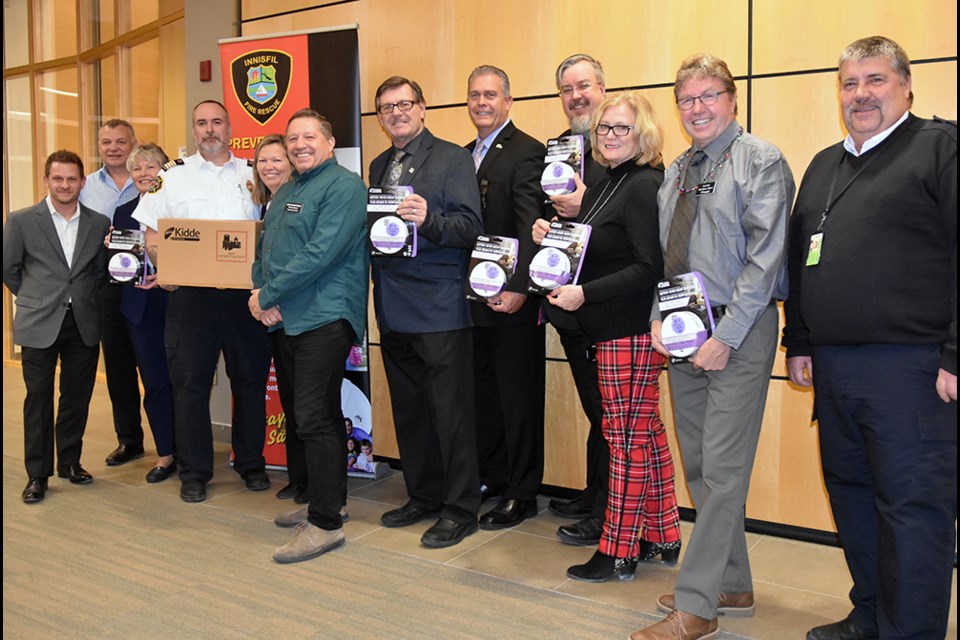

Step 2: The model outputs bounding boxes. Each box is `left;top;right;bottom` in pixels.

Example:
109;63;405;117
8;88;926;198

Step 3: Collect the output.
664;150;705;278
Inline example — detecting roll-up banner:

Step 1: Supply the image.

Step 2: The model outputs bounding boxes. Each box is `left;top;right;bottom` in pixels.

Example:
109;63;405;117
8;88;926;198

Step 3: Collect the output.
219;27;378;478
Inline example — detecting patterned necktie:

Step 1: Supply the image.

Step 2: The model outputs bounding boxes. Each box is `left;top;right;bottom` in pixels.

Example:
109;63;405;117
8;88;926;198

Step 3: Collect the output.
663;150;705;278
473;142;485;172
385;148;405;186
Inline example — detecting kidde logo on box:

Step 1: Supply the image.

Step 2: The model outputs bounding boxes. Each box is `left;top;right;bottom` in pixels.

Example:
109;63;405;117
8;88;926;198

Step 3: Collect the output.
162;226;201;241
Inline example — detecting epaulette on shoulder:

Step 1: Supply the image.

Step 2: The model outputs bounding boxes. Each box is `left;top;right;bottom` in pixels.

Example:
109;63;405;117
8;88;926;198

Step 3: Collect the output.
162;158;186;170
932;115;957;127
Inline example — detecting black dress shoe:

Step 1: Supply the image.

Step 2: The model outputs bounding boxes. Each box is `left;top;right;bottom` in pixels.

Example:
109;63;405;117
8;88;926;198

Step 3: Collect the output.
242;469;270;491
293;488;309;504
478;498;539;530
57;463;93;485
421;517;479;548
638;539;682;565
567;549;638;582
548;496;592;519
180;479;207;503
105;443;145;466
807;617;878;640
380;501;441;528
145;462;177;484
22;478;48;504
557;516;603;546
276;483;305;500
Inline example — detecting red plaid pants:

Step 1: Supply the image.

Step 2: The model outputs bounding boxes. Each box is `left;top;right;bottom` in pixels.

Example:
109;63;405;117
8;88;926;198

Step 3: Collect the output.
597;334;681;558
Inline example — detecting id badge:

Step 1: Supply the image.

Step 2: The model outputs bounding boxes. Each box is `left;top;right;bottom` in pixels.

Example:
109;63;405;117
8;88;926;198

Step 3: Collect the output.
806;232;823;266
695;181;716;195
284;202;303;214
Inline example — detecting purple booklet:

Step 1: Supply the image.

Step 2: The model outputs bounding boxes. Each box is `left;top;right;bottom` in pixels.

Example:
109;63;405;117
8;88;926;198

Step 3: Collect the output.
527;221;591;296
465;235;519;302
541;135;584;196
656;271;716;363
368;186;417;258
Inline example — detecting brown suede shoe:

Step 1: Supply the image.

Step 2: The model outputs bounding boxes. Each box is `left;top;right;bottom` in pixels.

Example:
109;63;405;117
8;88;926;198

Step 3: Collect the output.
629;611;719;640
272;523;344;563
657;591;755;617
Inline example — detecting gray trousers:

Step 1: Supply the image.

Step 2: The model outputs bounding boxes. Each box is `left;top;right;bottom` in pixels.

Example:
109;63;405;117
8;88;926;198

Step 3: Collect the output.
668;305;778;619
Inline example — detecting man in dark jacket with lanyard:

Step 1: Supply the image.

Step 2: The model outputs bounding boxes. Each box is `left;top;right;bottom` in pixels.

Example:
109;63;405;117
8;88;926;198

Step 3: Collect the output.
783;36;956;640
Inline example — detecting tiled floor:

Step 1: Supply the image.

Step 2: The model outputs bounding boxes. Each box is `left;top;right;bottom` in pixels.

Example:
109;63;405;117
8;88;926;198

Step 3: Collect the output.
3;368;956;639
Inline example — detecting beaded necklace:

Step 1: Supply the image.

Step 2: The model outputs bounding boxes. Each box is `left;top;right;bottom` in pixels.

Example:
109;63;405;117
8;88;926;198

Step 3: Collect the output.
674;127;743;194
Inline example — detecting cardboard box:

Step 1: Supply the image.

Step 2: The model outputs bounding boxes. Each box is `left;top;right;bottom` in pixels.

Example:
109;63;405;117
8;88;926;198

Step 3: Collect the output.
157;218;262;289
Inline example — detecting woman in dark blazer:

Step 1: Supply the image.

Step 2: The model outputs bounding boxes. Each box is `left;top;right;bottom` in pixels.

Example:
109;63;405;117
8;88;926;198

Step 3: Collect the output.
113;143;176;482
533;92;681;581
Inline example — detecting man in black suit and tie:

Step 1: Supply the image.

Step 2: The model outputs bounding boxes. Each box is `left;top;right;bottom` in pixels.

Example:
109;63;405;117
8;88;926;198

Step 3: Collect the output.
370;76;484;548
464;65;546;529
544;54;610;546
3;150;111;503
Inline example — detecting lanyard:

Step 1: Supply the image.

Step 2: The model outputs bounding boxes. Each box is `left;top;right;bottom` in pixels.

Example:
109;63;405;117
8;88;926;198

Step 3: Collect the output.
816;123;908;232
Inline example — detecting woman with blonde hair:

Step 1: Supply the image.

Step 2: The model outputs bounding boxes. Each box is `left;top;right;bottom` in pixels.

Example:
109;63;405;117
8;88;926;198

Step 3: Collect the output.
534;91;681;581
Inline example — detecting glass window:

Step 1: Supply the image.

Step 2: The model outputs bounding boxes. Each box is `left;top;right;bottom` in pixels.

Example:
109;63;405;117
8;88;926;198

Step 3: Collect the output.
5;75;36;212
84;55;117;168
4;0;30;68
127;38;161;146
36;67;81;162
35;0;78;61
125;0;159;33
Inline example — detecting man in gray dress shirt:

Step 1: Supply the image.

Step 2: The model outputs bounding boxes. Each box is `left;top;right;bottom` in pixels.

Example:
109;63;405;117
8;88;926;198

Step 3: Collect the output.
631;54;795;640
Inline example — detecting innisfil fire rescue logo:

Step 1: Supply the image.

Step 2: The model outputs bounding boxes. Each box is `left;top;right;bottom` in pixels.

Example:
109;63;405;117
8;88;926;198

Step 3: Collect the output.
231;49;292;125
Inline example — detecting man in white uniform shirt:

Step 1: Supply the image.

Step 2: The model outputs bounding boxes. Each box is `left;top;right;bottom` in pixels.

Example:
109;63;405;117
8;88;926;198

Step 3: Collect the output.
134;100;271;503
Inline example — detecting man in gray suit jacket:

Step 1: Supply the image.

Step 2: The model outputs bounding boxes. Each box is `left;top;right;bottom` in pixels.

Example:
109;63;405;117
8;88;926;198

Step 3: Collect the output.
3;150;111;504
369;76;484;549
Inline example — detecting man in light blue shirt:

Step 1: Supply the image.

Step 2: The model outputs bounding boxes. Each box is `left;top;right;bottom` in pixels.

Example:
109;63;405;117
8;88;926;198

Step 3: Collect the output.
79;119;139;221
79;118;147;467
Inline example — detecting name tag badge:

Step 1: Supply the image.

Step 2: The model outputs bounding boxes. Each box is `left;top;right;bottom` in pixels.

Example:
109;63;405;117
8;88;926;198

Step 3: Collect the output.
806;232;823;266
695;181;716;195
284;202;303;214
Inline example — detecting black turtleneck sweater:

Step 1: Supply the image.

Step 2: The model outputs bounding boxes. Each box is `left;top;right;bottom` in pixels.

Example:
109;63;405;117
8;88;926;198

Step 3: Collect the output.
573;161;664;343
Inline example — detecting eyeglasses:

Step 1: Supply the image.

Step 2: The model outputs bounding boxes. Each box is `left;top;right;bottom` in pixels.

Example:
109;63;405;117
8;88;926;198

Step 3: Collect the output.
676;90;729;111
595;124;635;137
377;100;417;115
558;81;594;97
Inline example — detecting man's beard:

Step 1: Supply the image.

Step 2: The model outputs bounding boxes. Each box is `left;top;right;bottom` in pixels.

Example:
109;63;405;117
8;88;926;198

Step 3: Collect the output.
569;114;592;135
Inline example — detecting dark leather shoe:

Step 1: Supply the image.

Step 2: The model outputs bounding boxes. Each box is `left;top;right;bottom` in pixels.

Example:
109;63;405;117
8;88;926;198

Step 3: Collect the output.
105;443;145;466
145;462;177;484
294;488;309;504
180;479;207;503
639;539;682;565
242;469;270;491
276;483;305;500
478;498;539;530
421;517;479;548
557;516;603;545
380;501;440;528
548;495;592;519
567;549;638;582
22;478;48;504
806;617;878;640
57;463;93;484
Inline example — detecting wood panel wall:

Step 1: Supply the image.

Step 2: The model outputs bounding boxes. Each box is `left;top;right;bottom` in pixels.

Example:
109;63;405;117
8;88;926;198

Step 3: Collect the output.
239;0;957;532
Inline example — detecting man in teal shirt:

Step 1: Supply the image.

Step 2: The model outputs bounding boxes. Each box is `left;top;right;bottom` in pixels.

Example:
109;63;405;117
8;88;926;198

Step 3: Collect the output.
249;109;368;564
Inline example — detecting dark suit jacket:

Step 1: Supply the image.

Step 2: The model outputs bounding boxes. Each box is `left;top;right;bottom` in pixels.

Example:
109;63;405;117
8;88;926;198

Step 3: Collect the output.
466;122;547;327
3;200;110;348
369;128;483;334
112;196;169;327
